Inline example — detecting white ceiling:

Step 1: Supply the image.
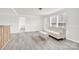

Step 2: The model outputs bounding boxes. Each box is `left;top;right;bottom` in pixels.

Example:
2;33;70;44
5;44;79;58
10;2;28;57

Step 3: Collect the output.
0;8;64;17
0;8;15;16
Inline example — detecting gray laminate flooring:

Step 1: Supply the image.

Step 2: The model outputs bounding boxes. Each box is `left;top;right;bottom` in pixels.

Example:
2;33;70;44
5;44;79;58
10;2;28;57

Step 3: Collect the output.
2;32;79;50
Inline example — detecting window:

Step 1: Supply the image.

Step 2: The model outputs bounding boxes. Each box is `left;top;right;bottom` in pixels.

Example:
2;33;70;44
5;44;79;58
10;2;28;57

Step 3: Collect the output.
50;15;66;28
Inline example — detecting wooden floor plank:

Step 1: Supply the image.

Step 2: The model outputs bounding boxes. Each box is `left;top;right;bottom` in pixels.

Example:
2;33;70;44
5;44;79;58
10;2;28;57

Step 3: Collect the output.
2;32;79;50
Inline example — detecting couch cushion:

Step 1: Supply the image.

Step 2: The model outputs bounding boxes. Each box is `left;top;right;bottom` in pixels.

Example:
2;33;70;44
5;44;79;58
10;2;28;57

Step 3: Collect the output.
45;27;66;39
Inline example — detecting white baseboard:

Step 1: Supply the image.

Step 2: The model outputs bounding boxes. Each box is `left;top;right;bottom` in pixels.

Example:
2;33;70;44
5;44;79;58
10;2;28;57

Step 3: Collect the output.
67;38;79;44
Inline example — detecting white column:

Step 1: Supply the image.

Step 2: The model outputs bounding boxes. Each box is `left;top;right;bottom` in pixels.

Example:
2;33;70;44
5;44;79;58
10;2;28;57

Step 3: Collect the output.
19;17;26;32
56;16;59;27
50;17;53;27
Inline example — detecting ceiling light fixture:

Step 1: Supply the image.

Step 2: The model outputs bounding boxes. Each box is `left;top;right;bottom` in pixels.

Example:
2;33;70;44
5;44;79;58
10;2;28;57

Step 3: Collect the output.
38;8;42;10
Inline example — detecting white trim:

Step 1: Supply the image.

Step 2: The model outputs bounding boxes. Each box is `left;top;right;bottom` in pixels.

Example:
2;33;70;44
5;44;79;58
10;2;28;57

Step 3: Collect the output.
56;16;59;27
11;8;18;16
67;38;79;44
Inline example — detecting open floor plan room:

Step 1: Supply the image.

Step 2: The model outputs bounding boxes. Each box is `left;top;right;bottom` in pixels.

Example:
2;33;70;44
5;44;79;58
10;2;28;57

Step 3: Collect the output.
0;8;79;50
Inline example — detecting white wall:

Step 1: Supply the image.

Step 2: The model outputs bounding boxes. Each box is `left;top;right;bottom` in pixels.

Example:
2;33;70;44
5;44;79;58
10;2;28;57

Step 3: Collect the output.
43;9;66;30
0;16;19;33
0;15;43;33
43;16;50;30
66;8;79;43
24;16;43;32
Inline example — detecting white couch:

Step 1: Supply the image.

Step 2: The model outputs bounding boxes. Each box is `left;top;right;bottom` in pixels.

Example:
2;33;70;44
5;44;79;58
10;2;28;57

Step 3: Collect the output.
45;27;66;40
